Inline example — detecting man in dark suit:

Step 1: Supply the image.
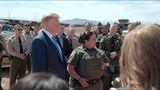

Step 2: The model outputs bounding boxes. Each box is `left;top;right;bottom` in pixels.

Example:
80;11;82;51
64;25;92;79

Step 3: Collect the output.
66;27;80;58
31;13;67;80
55;25;70;58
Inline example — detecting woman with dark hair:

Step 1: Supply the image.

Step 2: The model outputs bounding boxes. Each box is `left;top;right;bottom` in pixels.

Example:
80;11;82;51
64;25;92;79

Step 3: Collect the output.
11;73;69;90
67;32;110;90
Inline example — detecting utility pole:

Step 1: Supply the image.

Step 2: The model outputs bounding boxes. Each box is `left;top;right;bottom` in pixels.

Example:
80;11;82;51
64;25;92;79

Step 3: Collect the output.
8;10;10;19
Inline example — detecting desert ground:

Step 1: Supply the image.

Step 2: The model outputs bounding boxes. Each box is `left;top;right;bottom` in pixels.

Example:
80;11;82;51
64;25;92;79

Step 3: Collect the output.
64;26;98;36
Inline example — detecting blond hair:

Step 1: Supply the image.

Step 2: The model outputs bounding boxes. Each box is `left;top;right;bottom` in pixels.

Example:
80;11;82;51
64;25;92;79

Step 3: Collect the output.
41;13;60;24
120;24;160;90
13;24;22;30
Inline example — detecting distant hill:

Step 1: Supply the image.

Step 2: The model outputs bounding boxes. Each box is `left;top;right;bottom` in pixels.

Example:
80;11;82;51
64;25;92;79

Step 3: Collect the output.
61;18;98;25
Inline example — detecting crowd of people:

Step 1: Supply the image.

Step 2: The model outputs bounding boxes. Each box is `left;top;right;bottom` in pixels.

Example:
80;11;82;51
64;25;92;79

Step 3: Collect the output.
0;12;159;90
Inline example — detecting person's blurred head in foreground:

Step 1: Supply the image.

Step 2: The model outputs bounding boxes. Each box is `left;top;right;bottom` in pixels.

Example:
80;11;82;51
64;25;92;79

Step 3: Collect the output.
11;73;69;90
120;24;160;90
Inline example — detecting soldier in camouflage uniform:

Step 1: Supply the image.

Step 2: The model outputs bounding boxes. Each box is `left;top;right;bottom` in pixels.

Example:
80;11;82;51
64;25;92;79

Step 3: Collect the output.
67;32;110;90
0;34;7;90
6;24;29;88
78;22;92;44
0;35;8;55
96;25;108;48
0;41;5;90
99;24;122;90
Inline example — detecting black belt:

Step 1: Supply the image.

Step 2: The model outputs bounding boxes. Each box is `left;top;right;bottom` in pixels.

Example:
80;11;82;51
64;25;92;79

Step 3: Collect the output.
88;78;101;85
12;56;24;61
76;78;101;87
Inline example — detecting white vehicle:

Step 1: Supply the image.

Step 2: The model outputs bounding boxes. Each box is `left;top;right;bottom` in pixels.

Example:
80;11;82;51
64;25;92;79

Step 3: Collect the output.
0;24;14;41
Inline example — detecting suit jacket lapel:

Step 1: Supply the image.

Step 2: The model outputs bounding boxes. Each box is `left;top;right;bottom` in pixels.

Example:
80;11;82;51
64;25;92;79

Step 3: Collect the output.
55;35;67;64
42;31;65;64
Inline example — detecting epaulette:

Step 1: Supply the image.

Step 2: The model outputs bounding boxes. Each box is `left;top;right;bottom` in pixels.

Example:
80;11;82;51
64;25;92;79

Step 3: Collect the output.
100;36;107;42
76;45;88;52
76;45;83;50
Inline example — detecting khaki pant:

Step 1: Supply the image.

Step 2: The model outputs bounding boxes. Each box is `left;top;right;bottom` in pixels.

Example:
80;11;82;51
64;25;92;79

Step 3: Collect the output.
9;57;26;88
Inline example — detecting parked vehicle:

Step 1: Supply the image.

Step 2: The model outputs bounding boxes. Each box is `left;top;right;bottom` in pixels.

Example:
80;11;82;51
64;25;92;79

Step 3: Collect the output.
0;24;14;41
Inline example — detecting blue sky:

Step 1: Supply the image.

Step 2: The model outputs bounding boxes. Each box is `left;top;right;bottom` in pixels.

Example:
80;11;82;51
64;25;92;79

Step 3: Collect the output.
0;1;160;24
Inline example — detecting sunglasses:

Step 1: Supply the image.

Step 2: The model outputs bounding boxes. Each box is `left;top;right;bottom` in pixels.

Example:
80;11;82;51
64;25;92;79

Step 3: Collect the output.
18;28;23;31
